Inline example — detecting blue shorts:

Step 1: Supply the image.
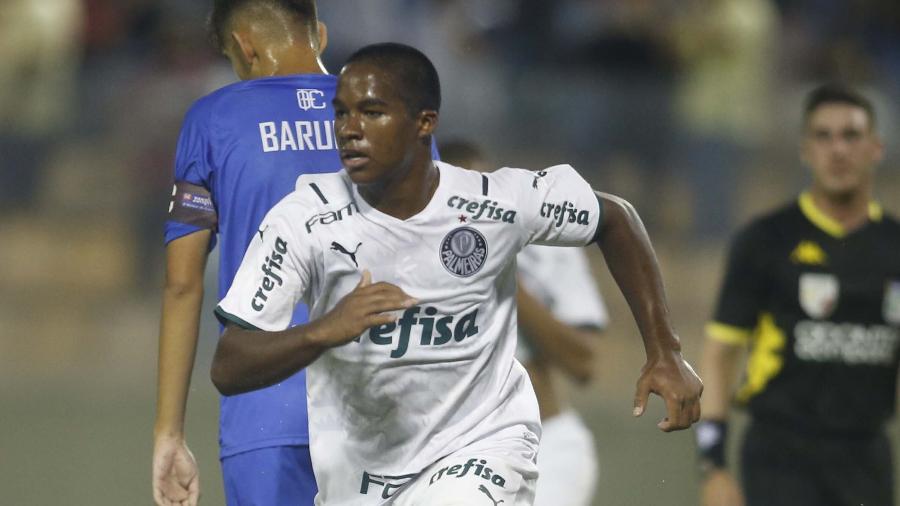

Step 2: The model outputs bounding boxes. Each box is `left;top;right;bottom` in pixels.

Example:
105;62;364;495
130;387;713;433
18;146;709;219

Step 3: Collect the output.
221;445;317;506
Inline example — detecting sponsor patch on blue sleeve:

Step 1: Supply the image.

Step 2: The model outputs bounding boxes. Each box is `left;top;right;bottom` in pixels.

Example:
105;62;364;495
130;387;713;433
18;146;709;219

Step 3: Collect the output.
168;181;217;229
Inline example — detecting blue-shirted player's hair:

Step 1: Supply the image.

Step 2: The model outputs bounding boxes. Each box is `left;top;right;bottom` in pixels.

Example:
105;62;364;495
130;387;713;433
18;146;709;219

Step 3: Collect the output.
344;43;441;115
804;83;876;129
209;0;318;50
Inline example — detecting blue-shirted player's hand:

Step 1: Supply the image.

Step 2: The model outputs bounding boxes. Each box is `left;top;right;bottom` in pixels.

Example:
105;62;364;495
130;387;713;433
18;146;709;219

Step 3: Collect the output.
309;270;417;348
633;347;703;431
153;435;200;506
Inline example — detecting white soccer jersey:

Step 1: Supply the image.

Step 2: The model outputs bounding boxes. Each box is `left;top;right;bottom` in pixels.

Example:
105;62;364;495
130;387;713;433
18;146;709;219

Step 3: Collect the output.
217;160;603;504
515;245;609;363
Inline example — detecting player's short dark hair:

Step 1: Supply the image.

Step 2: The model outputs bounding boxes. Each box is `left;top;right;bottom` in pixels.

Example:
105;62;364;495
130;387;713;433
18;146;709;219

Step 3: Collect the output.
209;0;317;50
344;43;441;115
804;83;876;129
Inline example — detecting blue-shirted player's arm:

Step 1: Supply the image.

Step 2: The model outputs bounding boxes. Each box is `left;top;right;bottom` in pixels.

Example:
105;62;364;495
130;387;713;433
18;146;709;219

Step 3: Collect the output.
154;100;215;506
153;231;209;506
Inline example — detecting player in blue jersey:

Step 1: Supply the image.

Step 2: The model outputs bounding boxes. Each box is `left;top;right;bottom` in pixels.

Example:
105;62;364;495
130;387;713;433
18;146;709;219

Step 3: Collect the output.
153;1;335;505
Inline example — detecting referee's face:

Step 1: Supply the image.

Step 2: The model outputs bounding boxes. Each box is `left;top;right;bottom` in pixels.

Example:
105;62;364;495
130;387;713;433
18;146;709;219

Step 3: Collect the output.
802;103;884;199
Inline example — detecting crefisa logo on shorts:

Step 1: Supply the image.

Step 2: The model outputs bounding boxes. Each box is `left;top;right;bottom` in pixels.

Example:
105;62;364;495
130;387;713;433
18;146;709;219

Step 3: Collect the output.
440;226;487;277
429;458;507;488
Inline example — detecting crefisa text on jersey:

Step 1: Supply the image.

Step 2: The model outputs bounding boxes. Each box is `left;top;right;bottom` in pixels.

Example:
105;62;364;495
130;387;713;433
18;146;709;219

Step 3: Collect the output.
259;120;336;152
447;196;516;223
358;305;480;358
540;200;590;227
250;236;289;311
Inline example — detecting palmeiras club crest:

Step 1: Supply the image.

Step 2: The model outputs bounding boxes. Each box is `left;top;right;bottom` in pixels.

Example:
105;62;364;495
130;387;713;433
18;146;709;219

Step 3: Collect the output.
799;272;839;319
884;280;900;325
440;226;488;277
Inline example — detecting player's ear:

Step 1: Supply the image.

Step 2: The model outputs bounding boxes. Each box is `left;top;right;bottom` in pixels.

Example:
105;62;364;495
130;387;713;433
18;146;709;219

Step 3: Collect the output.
316;21;328;54
417;110;438;139
231;30;257;70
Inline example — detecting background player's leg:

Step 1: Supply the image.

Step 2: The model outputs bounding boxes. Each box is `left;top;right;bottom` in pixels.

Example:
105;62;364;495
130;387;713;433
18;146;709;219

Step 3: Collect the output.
740;421;825;506
823;433;894;506
532;410;598;506
221;446;317;506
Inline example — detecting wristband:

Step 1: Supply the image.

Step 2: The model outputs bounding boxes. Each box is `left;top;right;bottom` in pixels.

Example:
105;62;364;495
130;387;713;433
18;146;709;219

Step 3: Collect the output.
695;419;727;470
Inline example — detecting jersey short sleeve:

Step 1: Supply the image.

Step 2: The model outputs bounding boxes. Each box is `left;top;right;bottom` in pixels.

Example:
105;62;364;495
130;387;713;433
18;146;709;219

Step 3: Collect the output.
216;200;314;331
707;222;771;345
497;164;602;247
164;99;218;246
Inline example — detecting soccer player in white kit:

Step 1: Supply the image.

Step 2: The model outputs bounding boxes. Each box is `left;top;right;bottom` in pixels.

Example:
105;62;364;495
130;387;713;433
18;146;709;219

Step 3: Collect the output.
211;43;702;505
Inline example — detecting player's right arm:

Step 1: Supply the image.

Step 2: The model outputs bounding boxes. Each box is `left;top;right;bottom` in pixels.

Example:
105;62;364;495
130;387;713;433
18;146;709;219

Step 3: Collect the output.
153;99;216;506
153;231;210;506
211;208;416;396
697;224;768;506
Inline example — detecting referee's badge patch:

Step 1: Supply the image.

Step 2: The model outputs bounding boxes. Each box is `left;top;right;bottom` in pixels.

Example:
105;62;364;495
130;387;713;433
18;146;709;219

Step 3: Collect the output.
799;273;839;319
440;226;488;277
884;280;900;325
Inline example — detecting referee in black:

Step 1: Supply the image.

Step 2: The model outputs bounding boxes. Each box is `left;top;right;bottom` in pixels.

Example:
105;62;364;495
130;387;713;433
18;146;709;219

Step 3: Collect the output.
696;83;900;506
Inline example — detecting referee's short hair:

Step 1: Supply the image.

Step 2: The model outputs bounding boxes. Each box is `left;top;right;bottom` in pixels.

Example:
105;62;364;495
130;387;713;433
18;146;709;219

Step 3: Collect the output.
804;83;876;129
344;43;441;116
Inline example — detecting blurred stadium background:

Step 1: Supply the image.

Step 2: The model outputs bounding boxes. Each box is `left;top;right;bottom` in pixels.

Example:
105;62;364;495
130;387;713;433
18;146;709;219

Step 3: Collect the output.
1;0;899;504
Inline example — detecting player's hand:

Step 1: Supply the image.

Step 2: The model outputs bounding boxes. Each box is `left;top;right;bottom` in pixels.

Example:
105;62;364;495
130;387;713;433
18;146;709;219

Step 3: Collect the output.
153;435;200;506
633;347;703;431
312;270;417;347
701;469;744;506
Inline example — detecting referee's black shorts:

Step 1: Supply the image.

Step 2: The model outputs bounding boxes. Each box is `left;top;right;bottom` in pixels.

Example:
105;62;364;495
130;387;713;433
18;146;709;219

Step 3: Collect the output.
741;419;894;506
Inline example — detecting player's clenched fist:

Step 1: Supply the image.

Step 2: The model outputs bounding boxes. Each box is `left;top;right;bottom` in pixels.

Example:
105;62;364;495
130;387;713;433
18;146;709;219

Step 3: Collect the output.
311;270;417;348
632;347;703;432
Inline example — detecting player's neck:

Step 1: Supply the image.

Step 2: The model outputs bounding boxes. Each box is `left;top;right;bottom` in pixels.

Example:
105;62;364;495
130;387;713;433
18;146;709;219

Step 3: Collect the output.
808;186;872;232
359;159;439;220
259;46;328;76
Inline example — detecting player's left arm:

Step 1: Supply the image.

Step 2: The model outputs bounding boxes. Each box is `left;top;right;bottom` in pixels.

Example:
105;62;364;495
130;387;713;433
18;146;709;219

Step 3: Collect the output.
512;164;701;431
592;191;702;431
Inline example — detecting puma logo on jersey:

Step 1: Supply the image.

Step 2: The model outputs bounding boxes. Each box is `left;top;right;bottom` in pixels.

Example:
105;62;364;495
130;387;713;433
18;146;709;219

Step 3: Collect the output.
251;236;288;311
258;225;269;240
532;170;547;189
331;241;361;267
479;484;504;505
429;458;507;489
540;200;590;227
447;196;517;223
362;306;479;358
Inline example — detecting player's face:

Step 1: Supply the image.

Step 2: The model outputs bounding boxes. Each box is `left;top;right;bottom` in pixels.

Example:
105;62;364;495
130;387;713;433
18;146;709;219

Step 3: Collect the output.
333;63;433;185
802;103;883;199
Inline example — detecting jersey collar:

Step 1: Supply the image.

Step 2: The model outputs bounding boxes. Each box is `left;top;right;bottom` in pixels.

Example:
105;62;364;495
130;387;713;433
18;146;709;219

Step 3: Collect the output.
798;191;882;239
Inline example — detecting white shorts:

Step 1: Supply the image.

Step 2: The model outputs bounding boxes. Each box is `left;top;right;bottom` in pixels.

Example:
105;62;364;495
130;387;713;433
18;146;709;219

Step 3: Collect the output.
393;429;539;506
533;410;598;506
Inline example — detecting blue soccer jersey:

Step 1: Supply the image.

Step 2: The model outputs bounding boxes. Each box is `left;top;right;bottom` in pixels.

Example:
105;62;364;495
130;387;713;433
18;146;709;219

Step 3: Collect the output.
165;74;340;457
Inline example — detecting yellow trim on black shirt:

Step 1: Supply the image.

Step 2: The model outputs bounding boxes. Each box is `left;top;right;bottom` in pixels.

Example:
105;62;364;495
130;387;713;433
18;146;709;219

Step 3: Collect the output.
706;322;752;345
735;313;786;403
798;192;883;238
